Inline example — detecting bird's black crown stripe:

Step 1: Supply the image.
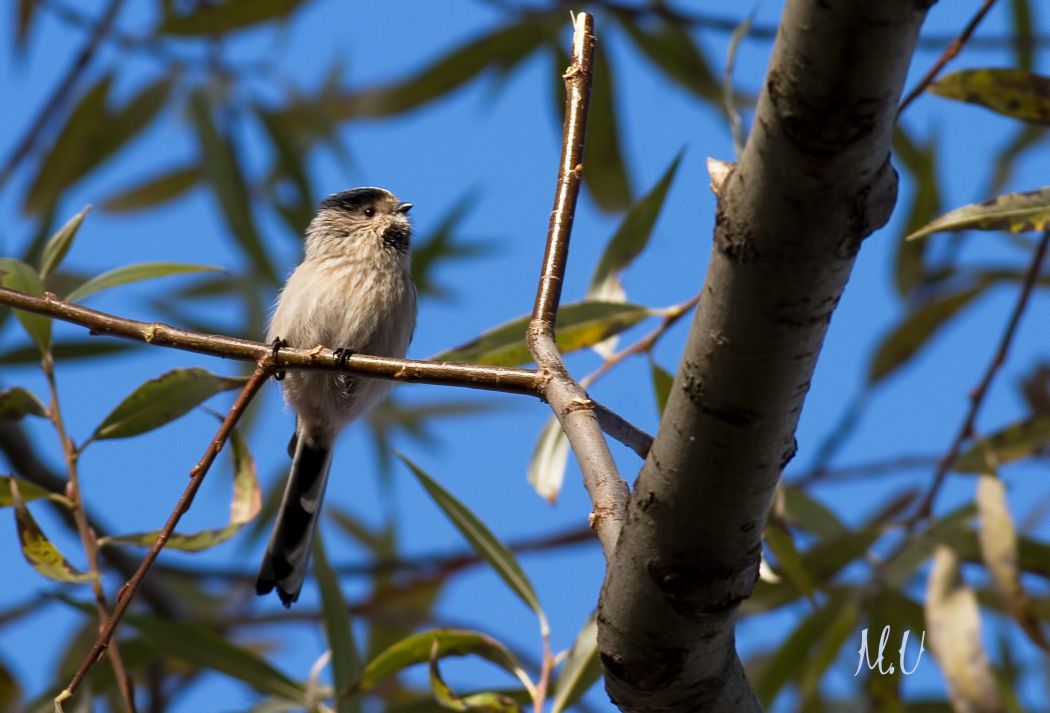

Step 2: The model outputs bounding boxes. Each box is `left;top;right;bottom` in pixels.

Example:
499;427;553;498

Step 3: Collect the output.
321;187;388;213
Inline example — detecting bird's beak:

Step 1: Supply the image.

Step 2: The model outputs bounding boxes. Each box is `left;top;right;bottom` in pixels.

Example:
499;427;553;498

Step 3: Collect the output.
396;202;413;214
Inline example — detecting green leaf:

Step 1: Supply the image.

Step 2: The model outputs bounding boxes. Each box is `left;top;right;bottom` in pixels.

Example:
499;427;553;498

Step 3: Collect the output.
573;42;632;212
764;521;815;602
91;367;248;441
127;612;305;701
0;476;56;507
779;486;846;540
100;165;202;212
614;12;722;103
0;656;19;713
526;417;569;504
429;641;522;712
0;387;47;421
953;417;1050;474
929;69;1050;125
907;187;1050;241
314;535;363;713
891;127;940;296
588;152;682;299
412;194;494;301
399;456;544;624
649;358;674;416
40;206;90;280
867;284;989;383
66;261;224;303
0;258;51;355
882;504;976;587
159;0;306;35
550;614;600;713
431;301;653;367
11;487;94;584
354;629;530;695
1009;0;1035;72
0;339;137;365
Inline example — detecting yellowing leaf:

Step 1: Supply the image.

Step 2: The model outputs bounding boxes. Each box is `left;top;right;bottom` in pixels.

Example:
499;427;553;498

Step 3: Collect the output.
907;187;1050;241
11;484;93;584
526;417;569;504
953;417;1050;473
929;68;1050;124
0;476;55;507
428;640;522;712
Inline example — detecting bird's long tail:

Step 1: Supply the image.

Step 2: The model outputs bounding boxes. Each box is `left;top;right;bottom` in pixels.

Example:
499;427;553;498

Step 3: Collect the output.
256;432;333;607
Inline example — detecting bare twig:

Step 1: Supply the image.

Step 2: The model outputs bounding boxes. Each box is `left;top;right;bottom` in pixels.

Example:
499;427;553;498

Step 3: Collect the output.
42;354;136;712
898;0;999;114
57;365;272;708
0;0;124;189
526;13;628;559
910;228;1050;524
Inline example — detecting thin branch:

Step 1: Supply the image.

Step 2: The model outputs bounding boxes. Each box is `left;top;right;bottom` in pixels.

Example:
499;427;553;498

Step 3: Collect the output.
57;365;272;708
526;12;628;559
910;228;1050;524
0;0;124;189
898;0;999;114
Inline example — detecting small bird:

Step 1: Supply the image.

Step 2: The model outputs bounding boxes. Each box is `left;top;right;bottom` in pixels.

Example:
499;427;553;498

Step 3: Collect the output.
257;187;417;607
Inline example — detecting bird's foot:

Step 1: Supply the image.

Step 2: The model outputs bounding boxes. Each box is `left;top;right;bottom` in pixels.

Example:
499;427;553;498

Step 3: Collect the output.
333;347;355;369
270;337;288;381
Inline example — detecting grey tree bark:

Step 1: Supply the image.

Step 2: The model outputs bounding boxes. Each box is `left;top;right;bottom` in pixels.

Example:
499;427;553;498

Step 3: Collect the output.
595;1;933;710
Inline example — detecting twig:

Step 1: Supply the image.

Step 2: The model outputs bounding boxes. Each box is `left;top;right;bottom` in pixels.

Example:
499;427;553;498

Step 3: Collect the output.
526;13;628;559
0;0;124;189
910;228;1050;524
898;0;999;114
56;365;272;708
788;453;941;486
42;354;136;712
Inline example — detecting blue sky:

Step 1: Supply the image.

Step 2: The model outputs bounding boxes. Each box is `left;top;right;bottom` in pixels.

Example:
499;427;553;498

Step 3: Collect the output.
2;1;1048;711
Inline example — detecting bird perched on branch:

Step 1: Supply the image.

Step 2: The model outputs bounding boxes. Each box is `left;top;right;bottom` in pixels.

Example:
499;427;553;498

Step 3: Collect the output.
257;187;417;607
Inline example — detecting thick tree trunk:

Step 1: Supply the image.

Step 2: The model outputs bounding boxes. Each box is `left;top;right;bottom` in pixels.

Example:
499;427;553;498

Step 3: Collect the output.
596;1;933;710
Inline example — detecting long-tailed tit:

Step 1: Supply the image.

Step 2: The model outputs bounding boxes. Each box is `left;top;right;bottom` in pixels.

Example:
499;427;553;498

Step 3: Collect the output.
256;187;417;607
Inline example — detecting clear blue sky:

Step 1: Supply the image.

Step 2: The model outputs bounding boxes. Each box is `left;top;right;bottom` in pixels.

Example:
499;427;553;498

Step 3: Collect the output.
1;1;1048;711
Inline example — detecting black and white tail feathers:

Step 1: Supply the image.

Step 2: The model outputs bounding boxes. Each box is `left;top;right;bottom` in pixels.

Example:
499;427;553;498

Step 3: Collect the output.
256;433;333;607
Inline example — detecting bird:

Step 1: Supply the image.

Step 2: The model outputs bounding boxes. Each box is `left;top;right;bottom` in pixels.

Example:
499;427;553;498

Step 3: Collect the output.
256;187;417;607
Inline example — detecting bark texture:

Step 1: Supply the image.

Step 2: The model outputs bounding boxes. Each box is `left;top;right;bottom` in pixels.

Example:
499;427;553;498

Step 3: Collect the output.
596;1;932;710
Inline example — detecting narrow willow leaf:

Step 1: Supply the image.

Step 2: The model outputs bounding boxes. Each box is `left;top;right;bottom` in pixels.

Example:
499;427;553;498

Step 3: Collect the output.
925;545;999;712
588;152;683;299
354;629;530;695
92;367;248;441
929;68;1050;124
953;417;1050;473
0;339;135;365
0;476;55;507
868;284;988;383
779;486;846;540
399;456;544;622
12;488;93;584
577;42;631;212
764;521;815;602
550;615;600;713
613;11;721;103
798;596;859;700
526;417;569;504
1010;0;1035;71
314;535;363;713
891;127;940;296
0;387;47;421
40;206;90;280
428;642;521;712
432;301;653;367
128;612;305;701
160;0;306;34
100;165;202;212
66;261;224;303
976;474;1049;650
907;187;1050;241
649;358;674;416
0;258;51;355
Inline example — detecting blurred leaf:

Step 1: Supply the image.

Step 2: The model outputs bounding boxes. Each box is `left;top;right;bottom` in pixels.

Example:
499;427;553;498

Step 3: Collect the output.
0;476;56;507
883;504;976;587
907;186;1050;241
314;535;363;713
867;283;988;383
0;386;47;421
924;545;999;712
0;258;51;355
66;261;225;303
128;612;305;701
550;614;600;713
100;165;202;212
986;125;1049;197
799;596;860;702
11;486;93;583
429;641;522;712
190;90;277;283
578;42;632;212
527;416;569;504
649;357;673;416
432;301;653;367
764;521;815;603
91;367;248;441
891;128;940;296
1010;0;1035;71
327;508;388;554
614;11;721;103
16;0;36;52
588;151;682;300
0;656;19;713
953;417;1050;473
99;427;260;550
976;474;1049;650
354;629;530;695
257;108;314;236
412;194;494;301
40;206;90;280
930;69;1050;124
159;0;306;34
0;339;137;365
400;456;545;626
779;486;846;540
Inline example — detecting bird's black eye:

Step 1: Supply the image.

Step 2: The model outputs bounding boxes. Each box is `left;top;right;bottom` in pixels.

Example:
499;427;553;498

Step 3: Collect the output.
363;206;376;218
